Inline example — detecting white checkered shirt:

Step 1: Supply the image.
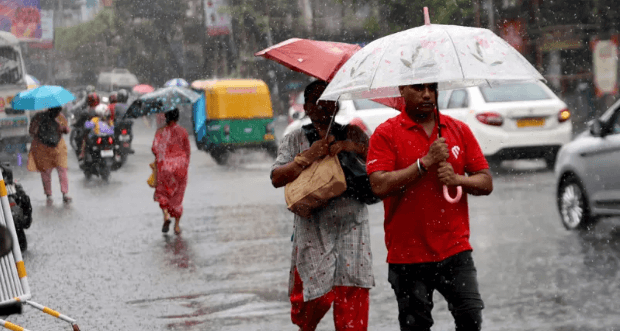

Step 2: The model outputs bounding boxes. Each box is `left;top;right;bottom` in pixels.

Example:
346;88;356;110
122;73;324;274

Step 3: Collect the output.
271;128;375;301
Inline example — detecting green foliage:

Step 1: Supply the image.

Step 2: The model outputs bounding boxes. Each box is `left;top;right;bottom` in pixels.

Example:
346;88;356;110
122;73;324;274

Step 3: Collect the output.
55;8;116;52
380;0;474;33
362;15;380;36
113;0;186;21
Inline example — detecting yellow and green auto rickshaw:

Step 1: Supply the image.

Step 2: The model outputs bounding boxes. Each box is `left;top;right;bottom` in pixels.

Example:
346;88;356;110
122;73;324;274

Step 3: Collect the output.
191;79;277;165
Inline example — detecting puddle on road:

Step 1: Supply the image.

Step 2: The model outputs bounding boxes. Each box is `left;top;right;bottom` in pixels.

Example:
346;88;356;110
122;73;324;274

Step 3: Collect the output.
127;291;289;329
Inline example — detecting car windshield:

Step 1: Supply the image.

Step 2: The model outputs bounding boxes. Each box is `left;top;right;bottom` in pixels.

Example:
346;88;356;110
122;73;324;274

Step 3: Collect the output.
480;83;551;102
352;99;389;110
0;46;23;85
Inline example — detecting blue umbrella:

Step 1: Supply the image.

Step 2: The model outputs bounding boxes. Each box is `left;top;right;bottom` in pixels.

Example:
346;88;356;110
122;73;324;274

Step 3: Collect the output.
164;78;189;87
11;85;75;111
124;86;201;119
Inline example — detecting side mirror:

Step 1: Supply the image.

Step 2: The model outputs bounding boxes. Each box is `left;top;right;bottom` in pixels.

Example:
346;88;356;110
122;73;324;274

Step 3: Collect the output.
589;119;604;137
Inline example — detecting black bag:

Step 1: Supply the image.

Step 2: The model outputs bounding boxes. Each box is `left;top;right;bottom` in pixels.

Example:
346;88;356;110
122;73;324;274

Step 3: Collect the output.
37;113;61;147
302;123;381;205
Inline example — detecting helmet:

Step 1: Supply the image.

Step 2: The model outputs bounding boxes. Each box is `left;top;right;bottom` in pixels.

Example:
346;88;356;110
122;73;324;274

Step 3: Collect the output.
94;104;110;118
116;89;129;103
86;85;96;93
87;92;100;107
109;94;117;104
101;96;109;105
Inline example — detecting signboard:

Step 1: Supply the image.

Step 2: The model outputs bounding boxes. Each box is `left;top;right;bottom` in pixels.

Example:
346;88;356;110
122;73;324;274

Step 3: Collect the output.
539;26;583;53
0;0;42;40
28;8;51;48
592;37;619;97
204;0;231;36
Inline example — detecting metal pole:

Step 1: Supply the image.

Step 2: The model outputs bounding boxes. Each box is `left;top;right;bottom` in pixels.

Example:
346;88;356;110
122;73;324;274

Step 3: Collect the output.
474;0;481;28
201;0;209;77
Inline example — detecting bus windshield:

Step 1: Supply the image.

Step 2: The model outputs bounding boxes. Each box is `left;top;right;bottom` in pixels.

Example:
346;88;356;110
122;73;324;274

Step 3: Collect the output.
0;46;23;85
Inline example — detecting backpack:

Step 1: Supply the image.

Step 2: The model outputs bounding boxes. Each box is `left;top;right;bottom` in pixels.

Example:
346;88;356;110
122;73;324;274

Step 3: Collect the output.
37;113;61;147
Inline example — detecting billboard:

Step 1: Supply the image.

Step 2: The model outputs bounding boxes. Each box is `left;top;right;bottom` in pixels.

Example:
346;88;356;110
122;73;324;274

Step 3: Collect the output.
28;8;51;48
0;0;42;40
204;0;231;36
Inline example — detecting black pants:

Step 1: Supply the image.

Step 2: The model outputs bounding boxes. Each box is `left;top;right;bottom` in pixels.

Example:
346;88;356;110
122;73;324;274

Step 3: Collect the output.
388;250;484;331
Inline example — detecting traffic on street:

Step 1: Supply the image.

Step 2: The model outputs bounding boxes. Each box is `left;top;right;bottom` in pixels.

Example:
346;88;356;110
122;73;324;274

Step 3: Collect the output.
1;120;618;331
0;1;619;331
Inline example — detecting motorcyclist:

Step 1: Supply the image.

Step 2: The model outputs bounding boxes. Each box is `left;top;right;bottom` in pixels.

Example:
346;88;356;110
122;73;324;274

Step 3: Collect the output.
79;104;115;163
86;104;114;136
110;89;129;122
108;89;134;154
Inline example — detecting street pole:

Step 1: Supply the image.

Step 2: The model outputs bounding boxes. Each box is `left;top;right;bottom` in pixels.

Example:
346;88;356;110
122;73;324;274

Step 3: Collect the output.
486;0;495;32
474;0;481;28
200;0;210;78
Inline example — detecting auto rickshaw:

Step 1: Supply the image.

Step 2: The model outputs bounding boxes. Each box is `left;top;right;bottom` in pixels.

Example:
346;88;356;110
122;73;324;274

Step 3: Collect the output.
191;79;277;165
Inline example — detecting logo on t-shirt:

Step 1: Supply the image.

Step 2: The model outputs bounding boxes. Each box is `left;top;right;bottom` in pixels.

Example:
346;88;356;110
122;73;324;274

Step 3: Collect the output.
452;146;461;159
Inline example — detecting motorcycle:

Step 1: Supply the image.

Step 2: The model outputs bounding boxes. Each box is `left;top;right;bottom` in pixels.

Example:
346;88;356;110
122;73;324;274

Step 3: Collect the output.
0;163;32;251
68;111;88;154
80;134;115;181
111;118;134;170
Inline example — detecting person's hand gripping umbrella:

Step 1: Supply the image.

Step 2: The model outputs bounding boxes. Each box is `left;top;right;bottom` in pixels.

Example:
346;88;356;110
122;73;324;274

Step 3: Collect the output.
319;7;545;203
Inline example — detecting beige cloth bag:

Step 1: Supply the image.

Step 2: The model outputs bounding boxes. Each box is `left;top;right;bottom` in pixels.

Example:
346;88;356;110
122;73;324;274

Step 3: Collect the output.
285;155;347;218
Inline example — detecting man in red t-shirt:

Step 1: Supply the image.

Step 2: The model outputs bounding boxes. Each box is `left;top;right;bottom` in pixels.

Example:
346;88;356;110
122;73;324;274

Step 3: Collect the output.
366;83;493;331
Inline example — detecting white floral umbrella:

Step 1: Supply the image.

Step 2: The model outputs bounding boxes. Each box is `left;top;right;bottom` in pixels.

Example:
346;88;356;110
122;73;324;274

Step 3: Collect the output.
320;20;543;101
320;9;544;203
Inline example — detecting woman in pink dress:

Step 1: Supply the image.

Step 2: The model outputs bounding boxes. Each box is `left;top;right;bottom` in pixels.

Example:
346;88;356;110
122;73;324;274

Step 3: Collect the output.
152;108;191;235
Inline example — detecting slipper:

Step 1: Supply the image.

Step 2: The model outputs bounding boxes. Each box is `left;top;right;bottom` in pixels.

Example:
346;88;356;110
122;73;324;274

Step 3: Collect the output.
162;220;171;233
174;224;181;235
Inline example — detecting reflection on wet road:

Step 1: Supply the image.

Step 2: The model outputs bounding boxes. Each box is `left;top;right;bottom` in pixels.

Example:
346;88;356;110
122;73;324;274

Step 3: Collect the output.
4;121;620;330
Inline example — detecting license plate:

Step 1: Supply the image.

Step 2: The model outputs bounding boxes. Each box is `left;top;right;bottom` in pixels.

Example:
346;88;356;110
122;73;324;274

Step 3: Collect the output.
516;118;545;128
119;135;130;141
101;150;114;157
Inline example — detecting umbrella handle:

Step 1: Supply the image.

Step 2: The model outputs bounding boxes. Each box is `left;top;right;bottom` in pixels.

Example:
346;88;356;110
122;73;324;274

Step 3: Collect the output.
443;185;462;204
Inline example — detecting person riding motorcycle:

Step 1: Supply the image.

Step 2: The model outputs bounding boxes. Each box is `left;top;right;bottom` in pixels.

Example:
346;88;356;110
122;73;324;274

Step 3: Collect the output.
77;92;100;126
110;89;133;152
109;89;129;121
78;104;115;162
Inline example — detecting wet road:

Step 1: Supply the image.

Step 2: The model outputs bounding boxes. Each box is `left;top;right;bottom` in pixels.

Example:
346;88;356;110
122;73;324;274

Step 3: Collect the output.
5;119;620;331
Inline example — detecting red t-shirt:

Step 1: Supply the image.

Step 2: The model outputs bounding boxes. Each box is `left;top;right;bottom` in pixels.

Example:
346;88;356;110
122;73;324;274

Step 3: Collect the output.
366;112;488;264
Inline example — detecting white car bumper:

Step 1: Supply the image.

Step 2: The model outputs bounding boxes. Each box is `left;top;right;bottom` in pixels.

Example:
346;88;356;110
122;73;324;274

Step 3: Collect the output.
472;122;572;157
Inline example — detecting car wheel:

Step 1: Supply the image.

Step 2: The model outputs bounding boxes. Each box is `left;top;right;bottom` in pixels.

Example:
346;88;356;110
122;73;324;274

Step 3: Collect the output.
210;148;230;166
266;142;278;159
558;177;596;231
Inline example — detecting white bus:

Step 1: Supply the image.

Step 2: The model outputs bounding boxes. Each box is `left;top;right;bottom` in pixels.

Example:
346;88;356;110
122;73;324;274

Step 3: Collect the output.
0;31;29;152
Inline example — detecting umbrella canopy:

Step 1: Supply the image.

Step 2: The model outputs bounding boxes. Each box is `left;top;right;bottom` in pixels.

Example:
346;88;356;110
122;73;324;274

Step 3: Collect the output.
164;78;189;87
11;85;75;111
132;84;155;94
256;38;405;110
25;74;40;90
255;38;362;82
124;86;201;119
320;24;544;101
